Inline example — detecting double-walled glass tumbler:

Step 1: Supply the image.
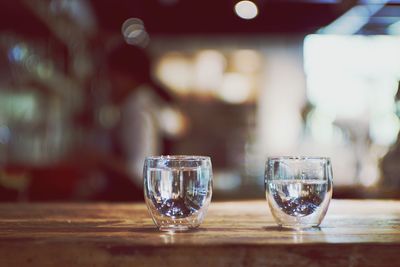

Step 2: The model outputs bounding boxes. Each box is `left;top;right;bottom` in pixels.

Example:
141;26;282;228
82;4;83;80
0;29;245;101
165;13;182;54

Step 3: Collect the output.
144;155;212;231
265;157;333;229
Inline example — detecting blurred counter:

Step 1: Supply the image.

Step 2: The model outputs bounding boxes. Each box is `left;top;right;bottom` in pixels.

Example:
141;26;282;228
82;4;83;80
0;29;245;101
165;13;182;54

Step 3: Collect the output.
0;200;399;267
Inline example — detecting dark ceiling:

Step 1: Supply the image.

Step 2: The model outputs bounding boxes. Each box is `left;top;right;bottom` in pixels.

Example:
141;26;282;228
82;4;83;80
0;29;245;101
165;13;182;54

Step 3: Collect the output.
91;0;355;35
1;0;400;38
0;0;355;38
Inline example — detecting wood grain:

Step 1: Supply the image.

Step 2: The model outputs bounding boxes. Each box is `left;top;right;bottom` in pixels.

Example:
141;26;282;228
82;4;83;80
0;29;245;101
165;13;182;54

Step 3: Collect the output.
0;200;399;267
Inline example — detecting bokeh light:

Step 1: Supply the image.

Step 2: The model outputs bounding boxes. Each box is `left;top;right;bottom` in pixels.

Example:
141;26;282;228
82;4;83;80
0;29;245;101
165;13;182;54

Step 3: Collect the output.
155;52;193;95
234;1;258;20
159;107;188;137
154;49;260;103
218;73;252;104
121;18;149;47
193;50;226;93
8;44;28;62
231;49;262;73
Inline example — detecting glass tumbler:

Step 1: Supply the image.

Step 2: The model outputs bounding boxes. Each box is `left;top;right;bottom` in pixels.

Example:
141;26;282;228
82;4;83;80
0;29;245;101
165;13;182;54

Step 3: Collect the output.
265;157;333;229
144;155;213;232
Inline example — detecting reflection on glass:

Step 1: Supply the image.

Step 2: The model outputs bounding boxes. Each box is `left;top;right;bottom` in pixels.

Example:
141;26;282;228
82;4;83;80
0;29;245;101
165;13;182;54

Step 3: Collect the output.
265;157;333;229
144;156;213;232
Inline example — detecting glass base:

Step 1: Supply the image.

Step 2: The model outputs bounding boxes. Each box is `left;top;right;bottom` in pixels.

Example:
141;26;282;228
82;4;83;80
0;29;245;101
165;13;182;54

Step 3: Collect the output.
158;225;192;232
279;223;320;230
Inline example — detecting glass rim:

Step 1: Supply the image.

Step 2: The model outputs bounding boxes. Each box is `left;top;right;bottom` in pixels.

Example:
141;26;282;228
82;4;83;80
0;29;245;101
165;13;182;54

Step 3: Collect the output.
267;156;330;161
145;155;211;161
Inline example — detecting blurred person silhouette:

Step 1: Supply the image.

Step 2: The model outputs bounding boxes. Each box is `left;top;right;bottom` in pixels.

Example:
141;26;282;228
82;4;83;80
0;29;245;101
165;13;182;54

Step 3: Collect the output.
70;40;173;201
88;43;171;200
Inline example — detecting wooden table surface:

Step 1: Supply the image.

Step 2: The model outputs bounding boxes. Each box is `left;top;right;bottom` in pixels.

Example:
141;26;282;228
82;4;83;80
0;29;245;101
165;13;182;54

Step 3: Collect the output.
0;200;399;267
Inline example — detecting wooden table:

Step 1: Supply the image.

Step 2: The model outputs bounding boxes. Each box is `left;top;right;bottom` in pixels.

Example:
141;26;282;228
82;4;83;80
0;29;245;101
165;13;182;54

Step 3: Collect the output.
0;200;399;267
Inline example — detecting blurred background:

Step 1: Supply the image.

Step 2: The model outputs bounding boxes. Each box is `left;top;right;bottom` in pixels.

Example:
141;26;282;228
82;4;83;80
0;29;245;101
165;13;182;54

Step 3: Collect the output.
0;0;400;202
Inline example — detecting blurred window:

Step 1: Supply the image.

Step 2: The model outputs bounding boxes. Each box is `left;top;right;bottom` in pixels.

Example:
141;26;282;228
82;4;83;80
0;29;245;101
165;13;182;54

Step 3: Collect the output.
303;34;400;186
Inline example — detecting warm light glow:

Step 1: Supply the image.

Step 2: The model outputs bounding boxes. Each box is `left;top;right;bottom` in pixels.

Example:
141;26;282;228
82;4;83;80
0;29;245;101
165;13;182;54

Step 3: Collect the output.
231;49;262;73
234;1;258;20
159;107;187;137
155;52;193;95
154;49;261;102
218;73;252;104
193;50;226;93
